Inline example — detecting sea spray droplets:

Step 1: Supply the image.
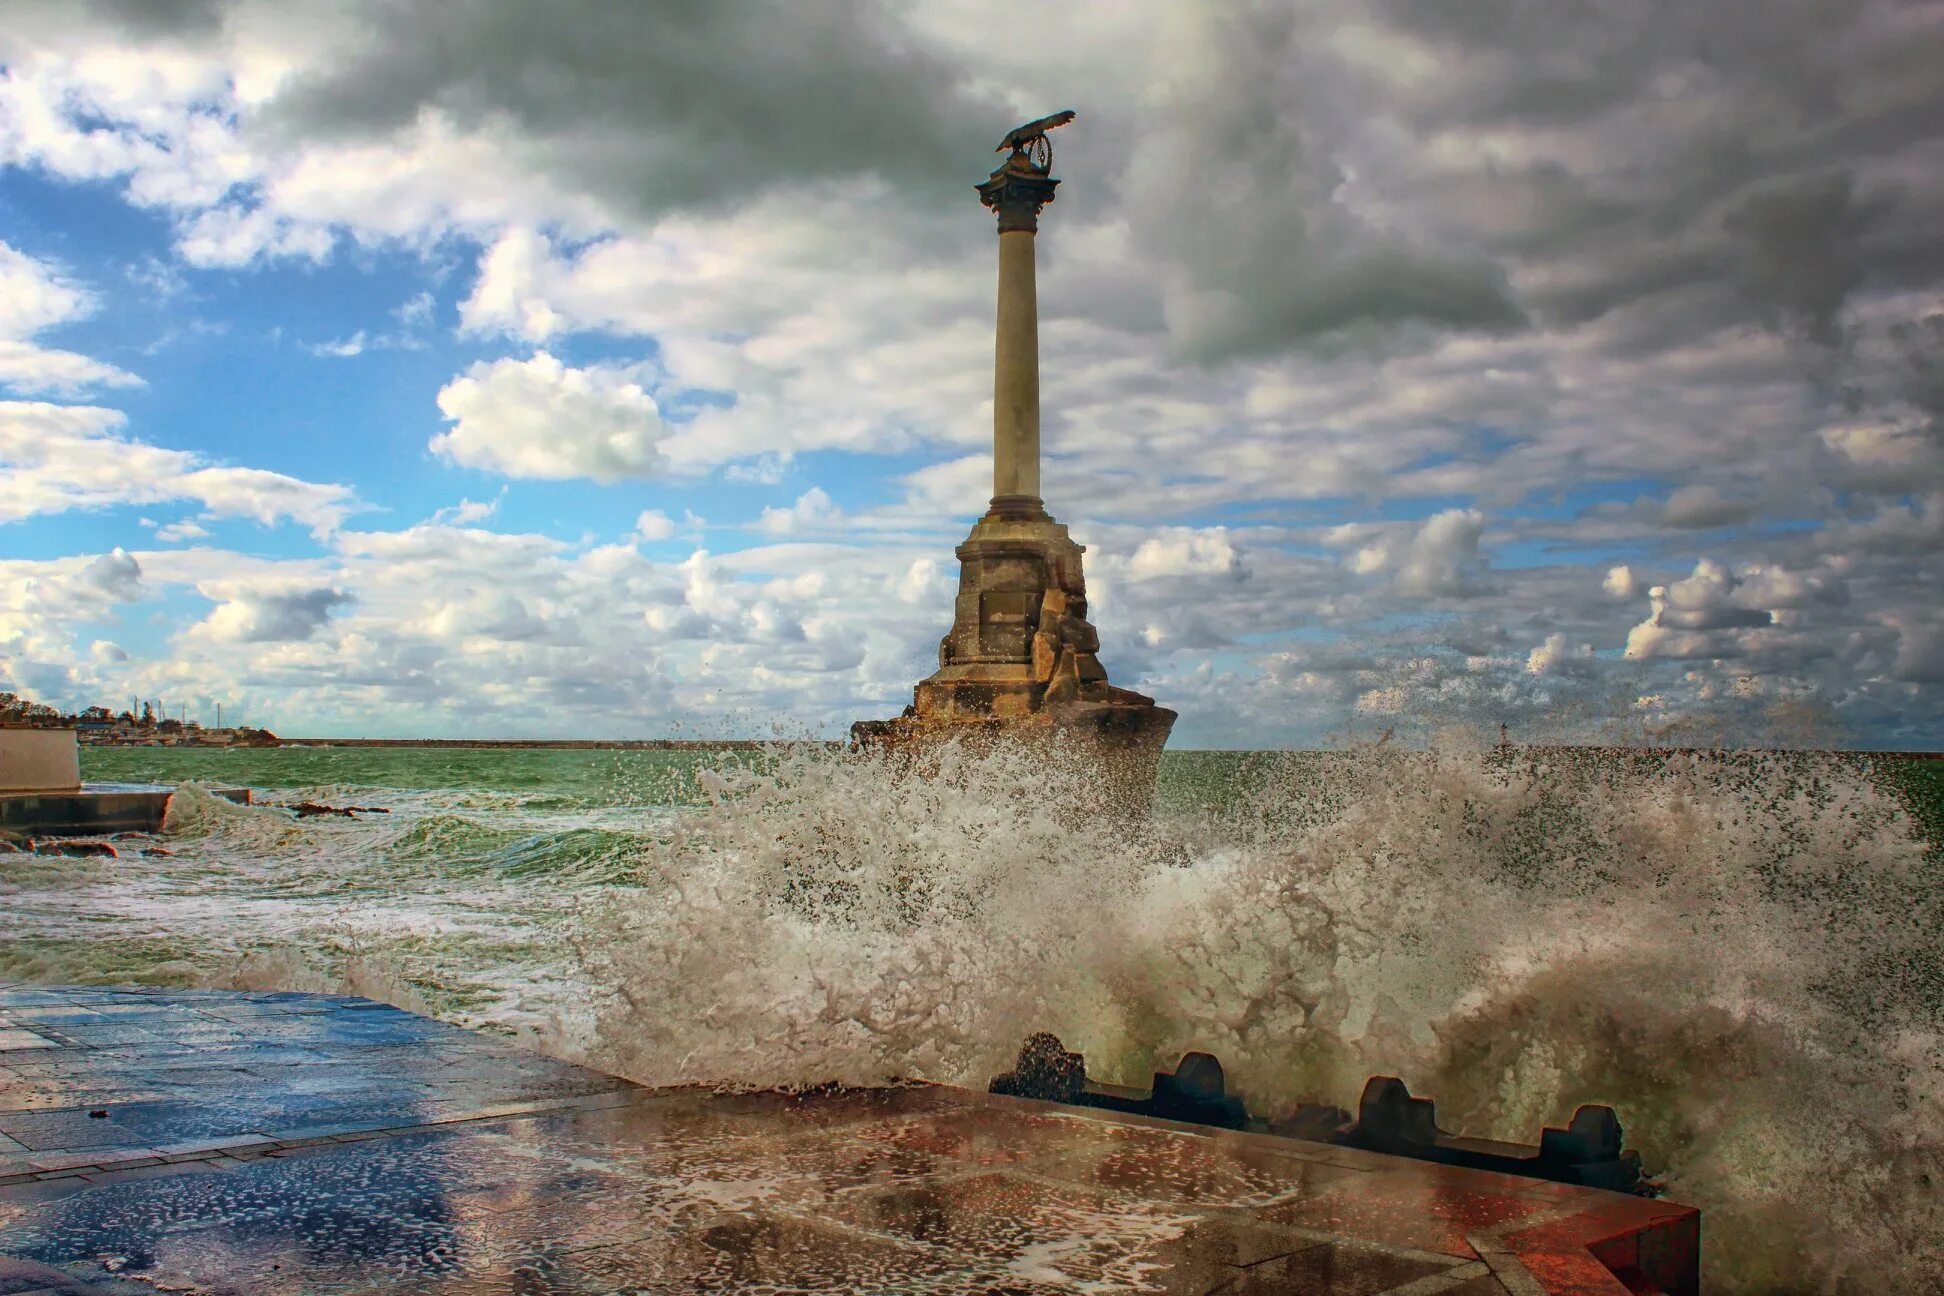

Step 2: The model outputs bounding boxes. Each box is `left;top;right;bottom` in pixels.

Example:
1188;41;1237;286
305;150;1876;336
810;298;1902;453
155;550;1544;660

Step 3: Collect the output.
577;740;1942;1295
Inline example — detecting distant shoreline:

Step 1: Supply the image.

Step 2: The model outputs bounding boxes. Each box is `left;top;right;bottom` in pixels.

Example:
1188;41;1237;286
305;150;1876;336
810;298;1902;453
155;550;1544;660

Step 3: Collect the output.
77;737;1938;756
274;738;798;750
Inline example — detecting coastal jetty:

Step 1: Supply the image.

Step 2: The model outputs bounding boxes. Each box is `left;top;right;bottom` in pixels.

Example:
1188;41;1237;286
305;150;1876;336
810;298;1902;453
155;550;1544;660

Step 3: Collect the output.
853;113;1176;804
0;985;1697;1293
0;724;248;838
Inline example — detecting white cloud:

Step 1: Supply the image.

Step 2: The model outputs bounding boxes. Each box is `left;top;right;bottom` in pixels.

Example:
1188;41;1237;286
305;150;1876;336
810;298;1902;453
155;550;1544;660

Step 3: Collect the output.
1603;565;1638;599
0;401;358;533
394;290;435;328
1123;528;1244;582
192;581;353;644
304;329;366;358
757;487;845;536
430;492;504;527
180;467;357;537
432;351;669;482
0;241;141;395
1340;508;1488;599
1625;559;1774;660
1526;632;1594;677
634;509;676;542
155;518;211;542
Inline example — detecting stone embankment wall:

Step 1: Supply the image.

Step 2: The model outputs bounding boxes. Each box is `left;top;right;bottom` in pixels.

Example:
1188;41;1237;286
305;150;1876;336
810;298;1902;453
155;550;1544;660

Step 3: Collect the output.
0;726;82;792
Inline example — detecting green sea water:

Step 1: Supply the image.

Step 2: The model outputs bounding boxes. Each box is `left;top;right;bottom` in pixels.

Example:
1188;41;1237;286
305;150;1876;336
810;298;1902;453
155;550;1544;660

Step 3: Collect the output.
3;742;1940;1291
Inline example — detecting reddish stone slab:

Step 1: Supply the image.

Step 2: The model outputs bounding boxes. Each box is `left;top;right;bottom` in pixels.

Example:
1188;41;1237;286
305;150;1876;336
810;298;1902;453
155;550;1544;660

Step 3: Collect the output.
0;985;1698;1294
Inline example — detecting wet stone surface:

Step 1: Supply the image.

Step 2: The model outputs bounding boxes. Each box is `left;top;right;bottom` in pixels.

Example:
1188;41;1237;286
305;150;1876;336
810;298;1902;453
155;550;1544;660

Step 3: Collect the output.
0;987;1692;1294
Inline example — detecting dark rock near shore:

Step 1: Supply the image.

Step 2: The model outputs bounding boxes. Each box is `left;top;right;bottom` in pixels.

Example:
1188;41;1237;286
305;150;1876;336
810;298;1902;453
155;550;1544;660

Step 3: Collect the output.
279;801;390;818
30;839;118;858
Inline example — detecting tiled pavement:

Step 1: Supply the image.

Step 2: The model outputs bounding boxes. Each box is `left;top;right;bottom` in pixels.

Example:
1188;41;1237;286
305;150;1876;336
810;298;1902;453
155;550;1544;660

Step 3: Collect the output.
0;986;1697;1294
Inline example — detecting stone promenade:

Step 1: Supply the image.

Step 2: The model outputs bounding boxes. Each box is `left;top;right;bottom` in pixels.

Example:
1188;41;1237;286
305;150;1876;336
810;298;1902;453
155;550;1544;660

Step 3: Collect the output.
0;986;1694;1294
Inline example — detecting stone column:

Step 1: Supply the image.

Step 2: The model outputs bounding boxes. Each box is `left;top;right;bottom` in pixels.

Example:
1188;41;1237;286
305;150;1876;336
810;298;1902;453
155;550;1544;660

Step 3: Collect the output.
977;157;1059;521
993;228;1040;504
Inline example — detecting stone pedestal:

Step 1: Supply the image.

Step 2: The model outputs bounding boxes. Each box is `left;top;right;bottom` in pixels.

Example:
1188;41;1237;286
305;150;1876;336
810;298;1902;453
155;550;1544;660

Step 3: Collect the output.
853;501;1176;809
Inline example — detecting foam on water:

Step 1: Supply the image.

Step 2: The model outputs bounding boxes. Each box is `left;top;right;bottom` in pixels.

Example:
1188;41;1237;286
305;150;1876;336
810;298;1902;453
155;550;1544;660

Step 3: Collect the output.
573;740;1943;1294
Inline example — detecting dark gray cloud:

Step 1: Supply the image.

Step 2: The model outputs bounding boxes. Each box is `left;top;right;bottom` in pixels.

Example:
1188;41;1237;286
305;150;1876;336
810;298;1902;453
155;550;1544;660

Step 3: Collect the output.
203;586;353;642
1725;172;1871;346
1122;3;1524;360
82;547;143;600
1346;0;1944;347
253;0;1004;221
67;0;225;36
1890;313;1944;421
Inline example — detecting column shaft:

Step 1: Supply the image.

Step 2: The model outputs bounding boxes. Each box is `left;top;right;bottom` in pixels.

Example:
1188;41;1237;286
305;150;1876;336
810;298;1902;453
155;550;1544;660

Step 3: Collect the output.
992;228;1040;502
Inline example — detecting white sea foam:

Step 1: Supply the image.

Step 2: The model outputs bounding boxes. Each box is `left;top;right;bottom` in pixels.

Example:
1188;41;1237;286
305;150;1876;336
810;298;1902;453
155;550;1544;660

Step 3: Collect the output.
572;739;1943;1295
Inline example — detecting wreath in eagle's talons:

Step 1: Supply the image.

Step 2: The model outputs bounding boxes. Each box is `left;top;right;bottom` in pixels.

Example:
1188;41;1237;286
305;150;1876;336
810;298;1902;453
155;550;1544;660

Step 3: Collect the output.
996;109;1074;175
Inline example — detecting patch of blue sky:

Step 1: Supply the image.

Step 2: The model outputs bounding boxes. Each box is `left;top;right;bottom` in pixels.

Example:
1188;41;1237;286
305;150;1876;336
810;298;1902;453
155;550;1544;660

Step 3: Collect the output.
0;166;164;266
534;328;662;372
66;586;205;665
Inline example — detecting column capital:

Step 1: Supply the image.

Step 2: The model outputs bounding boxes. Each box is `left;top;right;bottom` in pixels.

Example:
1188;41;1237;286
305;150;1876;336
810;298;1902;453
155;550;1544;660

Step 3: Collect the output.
977;155;1059;234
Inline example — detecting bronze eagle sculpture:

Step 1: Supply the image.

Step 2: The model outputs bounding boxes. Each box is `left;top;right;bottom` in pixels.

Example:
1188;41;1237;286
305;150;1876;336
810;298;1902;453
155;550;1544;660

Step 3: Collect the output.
997;110;1076;154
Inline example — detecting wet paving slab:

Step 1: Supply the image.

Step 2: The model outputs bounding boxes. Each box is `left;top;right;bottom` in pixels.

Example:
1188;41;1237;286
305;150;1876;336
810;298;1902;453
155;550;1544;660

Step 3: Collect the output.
0;986;1697;1294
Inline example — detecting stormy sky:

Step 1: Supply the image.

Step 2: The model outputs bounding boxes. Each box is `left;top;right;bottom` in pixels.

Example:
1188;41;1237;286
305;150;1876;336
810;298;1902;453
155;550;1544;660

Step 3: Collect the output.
1;0;1939;745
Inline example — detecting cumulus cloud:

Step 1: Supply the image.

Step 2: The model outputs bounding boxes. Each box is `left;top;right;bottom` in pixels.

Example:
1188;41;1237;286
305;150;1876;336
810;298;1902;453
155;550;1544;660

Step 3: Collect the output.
82;547;143;601
0;401;358;532
0;241;141;395
1526;633;1595;677
1339;508;1488;599
432;352;669;482
155;518;211;542
193;582;353;643
633;509;676;543
1889;619;1944;684
1122;528;1245;582
418;590;546;643
757;487;844;536
1625;559;1774;660
1654;484;1756;530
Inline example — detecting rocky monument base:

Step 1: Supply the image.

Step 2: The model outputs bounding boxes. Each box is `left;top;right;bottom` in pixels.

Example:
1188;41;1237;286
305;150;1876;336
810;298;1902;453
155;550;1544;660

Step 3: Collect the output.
853;498;1176;812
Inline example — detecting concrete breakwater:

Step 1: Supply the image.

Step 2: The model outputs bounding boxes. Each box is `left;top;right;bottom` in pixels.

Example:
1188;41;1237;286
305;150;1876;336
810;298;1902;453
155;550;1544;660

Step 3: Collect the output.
0;985;1696;1293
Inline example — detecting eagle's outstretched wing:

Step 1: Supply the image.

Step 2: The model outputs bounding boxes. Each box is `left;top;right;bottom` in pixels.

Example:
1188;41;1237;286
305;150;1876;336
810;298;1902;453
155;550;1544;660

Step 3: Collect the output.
997;110;1077;153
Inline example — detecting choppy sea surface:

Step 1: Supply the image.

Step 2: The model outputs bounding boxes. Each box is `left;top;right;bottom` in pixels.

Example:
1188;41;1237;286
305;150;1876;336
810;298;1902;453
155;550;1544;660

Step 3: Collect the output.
5;742;1941;1293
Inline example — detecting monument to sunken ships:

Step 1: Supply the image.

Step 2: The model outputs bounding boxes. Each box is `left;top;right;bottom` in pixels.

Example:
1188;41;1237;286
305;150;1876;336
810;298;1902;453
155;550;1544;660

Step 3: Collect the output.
854;113;1176;795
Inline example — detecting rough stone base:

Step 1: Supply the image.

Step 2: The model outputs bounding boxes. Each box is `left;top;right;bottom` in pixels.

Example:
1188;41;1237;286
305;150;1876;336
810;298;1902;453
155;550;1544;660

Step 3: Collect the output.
856;497;1177;812
851;698;1176;815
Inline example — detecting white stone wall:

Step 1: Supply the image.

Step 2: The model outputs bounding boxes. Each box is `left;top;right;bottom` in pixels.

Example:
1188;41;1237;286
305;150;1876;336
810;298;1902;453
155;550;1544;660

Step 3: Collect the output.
0;727;82;792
